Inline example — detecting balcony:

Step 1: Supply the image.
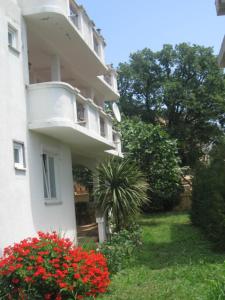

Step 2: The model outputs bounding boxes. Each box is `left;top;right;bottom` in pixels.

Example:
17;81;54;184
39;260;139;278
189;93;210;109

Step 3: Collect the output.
21;0;107;77
218;35;225;67
93;65;120;101
216;0;225;15
28;82;121;157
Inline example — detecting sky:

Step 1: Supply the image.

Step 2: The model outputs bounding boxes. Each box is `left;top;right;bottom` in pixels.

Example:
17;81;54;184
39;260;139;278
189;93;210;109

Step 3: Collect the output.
78;0;225;67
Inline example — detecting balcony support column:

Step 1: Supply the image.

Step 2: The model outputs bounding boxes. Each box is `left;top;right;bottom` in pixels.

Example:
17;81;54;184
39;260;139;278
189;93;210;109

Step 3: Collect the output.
93;170;107;243
51;55;61;81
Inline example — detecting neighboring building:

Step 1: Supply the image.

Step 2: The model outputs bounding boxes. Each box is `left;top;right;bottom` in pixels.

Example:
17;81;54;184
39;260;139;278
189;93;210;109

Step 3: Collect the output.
216;0;225;66
0;0;121;253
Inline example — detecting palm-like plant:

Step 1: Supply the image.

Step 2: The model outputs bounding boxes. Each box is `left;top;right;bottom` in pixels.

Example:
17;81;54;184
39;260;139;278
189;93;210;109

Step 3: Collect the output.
94;158;149;232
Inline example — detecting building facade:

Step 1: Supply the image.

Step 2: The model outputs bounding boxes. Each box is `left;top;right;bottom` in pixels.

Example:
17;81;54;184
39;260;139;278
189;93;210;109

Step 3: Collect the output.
0;0;121;254
216;0;225;66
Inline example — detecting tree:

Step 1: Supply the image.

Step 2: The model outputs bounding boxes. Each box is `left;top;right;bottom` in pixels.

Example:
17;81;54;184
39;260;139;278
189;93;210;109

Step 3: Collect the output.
119;118;182;211
118;43;225;167
94;157;148;232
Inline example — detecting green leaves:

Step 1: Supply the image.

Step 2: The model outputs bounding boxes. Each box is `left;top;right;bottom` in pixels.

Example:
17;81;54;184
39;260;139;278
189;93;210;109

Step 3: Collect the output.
119;118;182;211
191;138;225;250
118;43;225;166
94;158;149;231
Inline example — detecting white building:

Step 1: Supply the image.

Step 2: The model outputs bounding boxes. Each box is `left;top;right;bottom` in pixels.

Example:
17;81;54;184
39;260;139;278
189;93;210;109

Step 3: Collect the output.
0;0;121;253
216;0;225;66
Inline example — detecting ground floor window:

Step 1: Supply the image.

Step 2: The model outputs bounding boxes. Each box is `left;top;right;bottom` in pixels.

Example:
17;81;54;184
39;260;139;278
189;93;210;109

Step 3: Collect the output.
42;153;57;201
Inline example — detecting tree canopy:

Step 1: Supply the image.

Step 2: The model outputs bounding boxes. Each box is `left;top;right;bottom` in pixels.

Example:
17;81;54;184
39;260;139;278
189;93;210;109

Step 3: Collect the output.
118;43;225;166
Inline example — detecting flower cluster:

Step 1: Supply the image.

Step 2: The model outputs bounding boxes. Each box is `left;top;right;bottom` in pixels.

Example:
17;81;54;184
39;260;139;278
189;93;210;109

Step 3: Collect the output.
0;232;110;299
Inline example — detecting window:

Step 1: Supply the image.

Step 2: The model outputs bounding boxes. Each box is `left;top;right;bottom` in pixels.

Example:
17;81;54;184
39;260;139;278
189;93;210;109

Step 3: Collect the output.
8;25;18;50
13;141;26;170
69;3;79;29
77;102;86;126
100;117;106;137
42;153;57;201
93;36;100;56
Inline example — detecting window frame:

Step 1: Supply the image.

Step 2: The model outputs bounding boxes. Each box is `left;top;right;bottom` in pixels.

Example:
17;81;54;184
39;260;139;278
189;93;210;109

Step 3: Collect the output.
8;24;19;53
13;141;26;171
41;149;61;204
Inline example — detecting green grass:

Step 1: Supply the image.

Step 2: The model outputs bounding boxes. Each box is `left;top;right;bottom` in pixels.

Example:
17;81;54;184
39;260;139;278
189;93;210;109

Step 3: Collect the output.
100;213;225;300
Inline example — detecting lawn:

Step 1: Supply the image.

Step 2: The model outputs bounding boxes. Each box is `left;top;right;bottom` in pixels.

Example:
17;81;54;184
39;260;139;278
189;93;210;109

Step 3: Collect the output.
101;213;225;300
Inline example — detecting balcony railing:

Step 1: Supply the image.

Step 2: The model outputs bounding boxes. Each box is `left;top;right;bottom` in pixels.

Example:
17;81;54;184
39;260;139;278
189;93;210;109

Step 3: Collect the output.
69;14;79;29
103;66;118;93
28;82;120;152
216;0;225;15
68;1;105;62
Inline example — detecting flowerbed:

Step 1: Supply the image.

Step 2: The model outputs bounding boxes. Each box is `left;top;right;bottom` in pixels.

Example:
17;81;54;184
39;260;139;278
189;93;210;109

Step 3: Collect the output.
0;232;110;299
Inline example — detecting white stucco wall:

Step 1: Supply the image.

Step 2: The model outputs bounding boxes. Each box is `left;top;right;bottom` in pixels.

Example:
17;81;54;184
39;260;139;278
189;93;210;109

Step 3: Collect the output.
28;132;77;244
0;0;120;252
0;1;35;252
0;0;77;253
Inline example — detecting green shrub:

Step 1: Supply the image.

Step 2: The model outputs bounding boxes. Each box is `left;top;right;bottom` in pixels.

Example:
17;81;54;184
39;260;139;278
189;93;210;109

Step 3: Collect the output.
97;223;141;274
119;118;182;212
191;139;225;249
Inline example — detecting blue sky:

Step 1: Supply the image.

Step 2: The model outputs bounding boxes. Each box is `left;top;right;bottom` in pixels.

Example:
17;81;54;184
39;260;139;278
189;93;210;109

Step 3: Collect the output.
79;0;225;67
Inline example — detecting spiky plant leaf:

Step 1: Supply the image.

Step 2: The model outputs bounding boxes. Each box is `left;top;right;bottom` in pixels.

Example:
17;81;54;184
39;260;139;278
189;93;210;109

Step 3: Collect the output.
94;158;149;231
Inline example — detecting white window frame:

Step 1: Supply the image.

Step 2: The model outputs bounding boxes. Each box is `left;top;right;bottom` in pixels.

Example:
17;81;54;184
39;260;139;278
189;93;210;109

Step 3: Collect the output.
13;141;26;171
8;24;19;53
41;148;61;204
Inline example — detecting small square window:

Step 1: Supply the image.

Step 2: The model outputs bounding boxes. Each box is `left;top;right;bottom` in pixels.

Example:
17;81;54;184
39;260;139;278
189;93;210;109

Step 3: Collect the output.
8;25;18;51
13;141;26;170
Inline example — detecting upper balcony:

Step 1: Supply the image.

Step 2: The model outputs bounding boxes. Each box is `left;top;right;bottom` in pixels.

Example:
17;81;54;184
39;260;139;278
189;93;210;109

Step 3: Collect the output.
19;0;107;77
21;0;119;100
216;0;225;15
218;35;225;67
27;81;122;157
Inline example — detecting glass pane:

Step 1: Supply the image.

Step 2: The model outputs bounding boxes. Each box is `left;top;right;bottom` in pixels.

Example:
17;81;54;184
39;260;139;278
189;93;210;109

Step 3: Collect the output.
77;103;85;122
14;148;20;163
42;154;49;199
100;117;105;137
48;156;57;199
8;32;13;46
94;37;99;55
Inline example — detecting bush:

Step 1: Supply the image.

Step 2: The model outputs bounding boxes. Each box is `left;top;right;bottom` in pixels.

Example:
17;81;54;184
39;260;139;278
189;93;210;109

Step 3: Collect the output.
191;139;225;249
0;232;110;299
98;223;142;274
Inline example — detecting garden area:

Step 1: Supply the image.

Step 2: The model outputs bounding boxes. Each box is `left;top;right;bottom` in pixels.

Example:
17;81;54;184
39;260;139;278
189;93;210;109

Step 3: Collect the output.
101;213;225;300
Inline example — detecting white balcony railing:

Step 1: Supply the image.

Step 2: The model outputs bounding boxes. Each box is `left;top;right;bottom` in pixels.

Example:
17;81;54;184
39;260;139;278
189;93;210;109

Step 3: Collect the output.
69;1;105;63
218;35;225;67
28;82;120;153
21;0;106;64
216;0;225;15
103;66;118;92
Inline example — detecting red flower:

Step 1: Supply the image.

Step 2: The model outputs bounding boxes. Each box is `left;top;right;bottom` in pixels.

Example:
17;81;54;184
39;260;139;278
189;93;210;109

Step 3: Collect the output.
0;231;110;298
74;273;80;279
12;278;19;284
